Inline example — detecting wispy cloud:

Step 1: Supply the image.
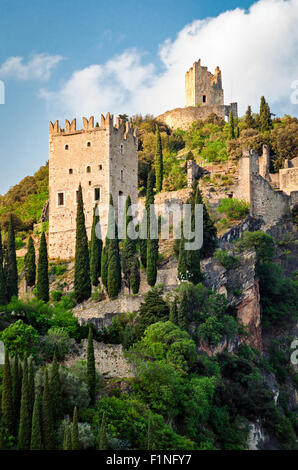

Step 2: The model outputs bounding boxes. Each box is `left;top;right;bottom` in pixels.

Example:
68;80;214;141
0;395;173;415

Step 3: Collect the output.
0;53;63;81
41;0;298;118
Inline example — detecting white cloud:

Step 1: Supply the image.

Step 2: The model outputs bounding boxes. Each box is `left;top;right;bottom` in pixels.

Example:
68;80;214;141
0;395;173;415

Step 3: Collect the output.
0;53;63;81
41;0;298;118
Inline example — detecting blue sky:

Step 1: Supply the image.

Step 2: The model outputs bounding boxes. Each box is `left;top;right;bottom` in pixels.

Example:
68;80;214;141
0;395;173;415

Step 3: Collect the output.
0;0;297;194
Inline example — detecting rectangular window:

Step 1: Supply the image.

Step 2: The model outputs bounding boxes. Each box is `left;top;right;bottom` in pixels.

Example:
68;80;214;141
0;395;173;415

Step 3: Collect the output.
120;169;124;182
202;95;206;103
58;192;64;206
94;187;100;201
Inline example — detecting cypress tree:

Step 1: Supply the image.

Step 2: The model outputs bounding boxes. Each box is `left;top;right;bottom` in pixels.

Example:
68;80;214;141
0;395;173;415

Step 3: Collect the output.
228;110;235;139
42;368;55;450
244;105;255;128
6;215;18;301
147;414;153;450
260;96;272;132
50;353;62;422
28;359;35;421
18;355;31;449
63;423;72;450
87;327;96;405
0;230;6;305
98;412;108;450
107;195;121;299
169;298;178;325
36;232;49;303
101;244;108;288
177;294;188;331
74;184;91;303
71;407;79;450
30;395;42;450
12;353;21;432
155;125;163;192
25;236;36;287
146;171;158;287
195;185;217;258
1;349;14;436
139;209;147;268
122;196;140;294
90;204;102;287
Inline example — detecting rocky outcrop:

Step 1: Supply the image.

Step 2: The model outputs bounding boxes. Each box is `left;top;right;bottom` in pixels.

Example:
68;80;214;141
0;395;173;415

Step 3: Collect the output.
247;420;279;450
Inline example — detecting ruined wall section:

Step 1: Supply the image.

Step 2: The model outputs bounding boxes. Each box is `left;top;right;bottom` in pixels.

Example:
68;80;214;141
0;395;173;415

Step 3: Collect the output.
185;60;224;107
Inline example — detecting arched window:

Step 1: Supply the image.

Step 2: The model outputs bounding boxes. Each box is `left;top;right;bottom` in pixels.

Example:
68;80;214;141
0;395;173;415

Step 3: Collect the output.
64;144;69;150
69;169;73;175
87;141;91;147
86;166;91;173
120;169;124;182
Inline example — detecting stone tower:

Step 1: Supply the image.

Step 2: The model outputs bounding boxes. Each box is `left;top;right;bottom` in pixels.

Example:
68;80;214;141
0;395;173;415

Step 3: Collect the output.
185;59;224;107
48;113;138;260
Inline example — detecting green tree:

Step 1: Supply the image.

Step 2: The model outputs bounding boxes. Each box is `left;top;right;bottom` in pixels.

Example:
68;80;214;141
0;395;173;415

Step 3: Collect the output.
72;407;79;450
6;215;18;301
74;184;91;303
18;355;31;449
36;232;49;303
0;319;39;358
260;96;272;132
28;359;35;419
155;125;163;192
146;171;158;287
12;353;21;431
139;209;147;268
101;244;108;288
195;185;217;258
63;423;72;450
169;298;178;325
177;293;188;331
228;110;235;139
98;412;108;450
50;353;62;422
122;195;140;293
87;327;96;404
90;204;102;287
42;368;55;450
147;414;153;450
244;105;255;128
30;395;42;450
25;236;36;287
1;349;14;436
107;195;121;299
0;230;6;305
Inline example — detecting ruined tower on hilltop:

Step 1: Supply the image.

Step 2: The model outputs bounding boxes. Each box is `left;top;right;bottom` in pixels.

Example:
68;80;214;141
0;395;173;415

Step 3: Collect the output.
157;59;238;130
48;114;138;260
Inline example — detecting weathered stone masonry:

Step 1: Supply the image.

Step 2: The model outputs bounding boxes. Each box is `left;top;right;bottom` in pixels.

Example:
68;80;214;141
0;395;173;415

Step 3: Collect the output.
49;114;138;259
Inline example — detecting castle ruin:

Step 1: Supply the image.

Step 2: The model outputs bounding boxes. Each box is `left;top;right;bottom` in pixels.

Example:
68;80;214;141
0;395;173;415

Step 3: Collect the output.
48;114;138;260
157;59;238;130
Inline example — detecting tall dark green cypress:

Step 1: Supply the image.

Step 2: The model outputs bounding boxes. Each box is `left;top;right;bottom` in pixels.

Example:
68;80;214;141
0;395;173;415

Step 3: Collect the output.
74;184;91;303
155;125;163;192
25;236;36;288
0;230;6;305
36;232;49;303
195;185;217;258
6;215;18;301
50;353;62;422
101;244;108;288
244;105;255;128
228;110;235;139
90;204;102;287
18;355;31;449
139;209;147;268
71;407;79;450
169;298;178;325
42;368;55;450
63;423;72;450
1;349;14;436
28;359;35;421
107;195;121;299
260;96;272;132
146;171;158;287
30;395;42;450
98;412;108;450
87;327;96;404
177;294;188;331
12;353;21;432
122;196;140;294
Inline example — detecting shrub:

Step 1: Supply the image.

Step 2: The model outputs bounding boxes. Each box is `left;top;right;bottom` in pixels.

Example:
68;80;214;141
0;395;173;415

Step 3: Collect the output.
91;286;106;302
217;198;249;220
214;249;239;270
0;319;39;358
40;327;72;361
51;290;63;302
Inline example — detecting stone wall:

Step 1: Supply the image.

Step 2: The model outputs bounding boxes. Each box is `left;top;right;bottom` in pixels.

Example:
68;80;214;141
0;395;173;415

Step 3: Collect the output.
185;60;224;107
156;105;233;131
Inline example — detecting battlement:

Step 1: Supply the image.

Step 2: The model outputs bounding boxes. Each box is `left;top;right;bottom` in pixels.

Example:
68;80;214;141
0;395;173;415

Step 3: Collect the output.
185;59;224;108
49;113;138;140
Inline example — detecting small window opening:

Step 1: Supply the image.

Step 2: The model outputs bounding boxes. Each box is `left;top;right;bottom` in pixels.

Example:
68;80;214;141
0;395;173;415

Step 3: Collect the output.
89;181;92;186
94;187;100;201
58;192;64;206
87;142;91;147
69;169;73;175
64;144;69;150
202;95;206;103
120;144;124;155
99;164;103;171
120;169;124;182
86;166;91;173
